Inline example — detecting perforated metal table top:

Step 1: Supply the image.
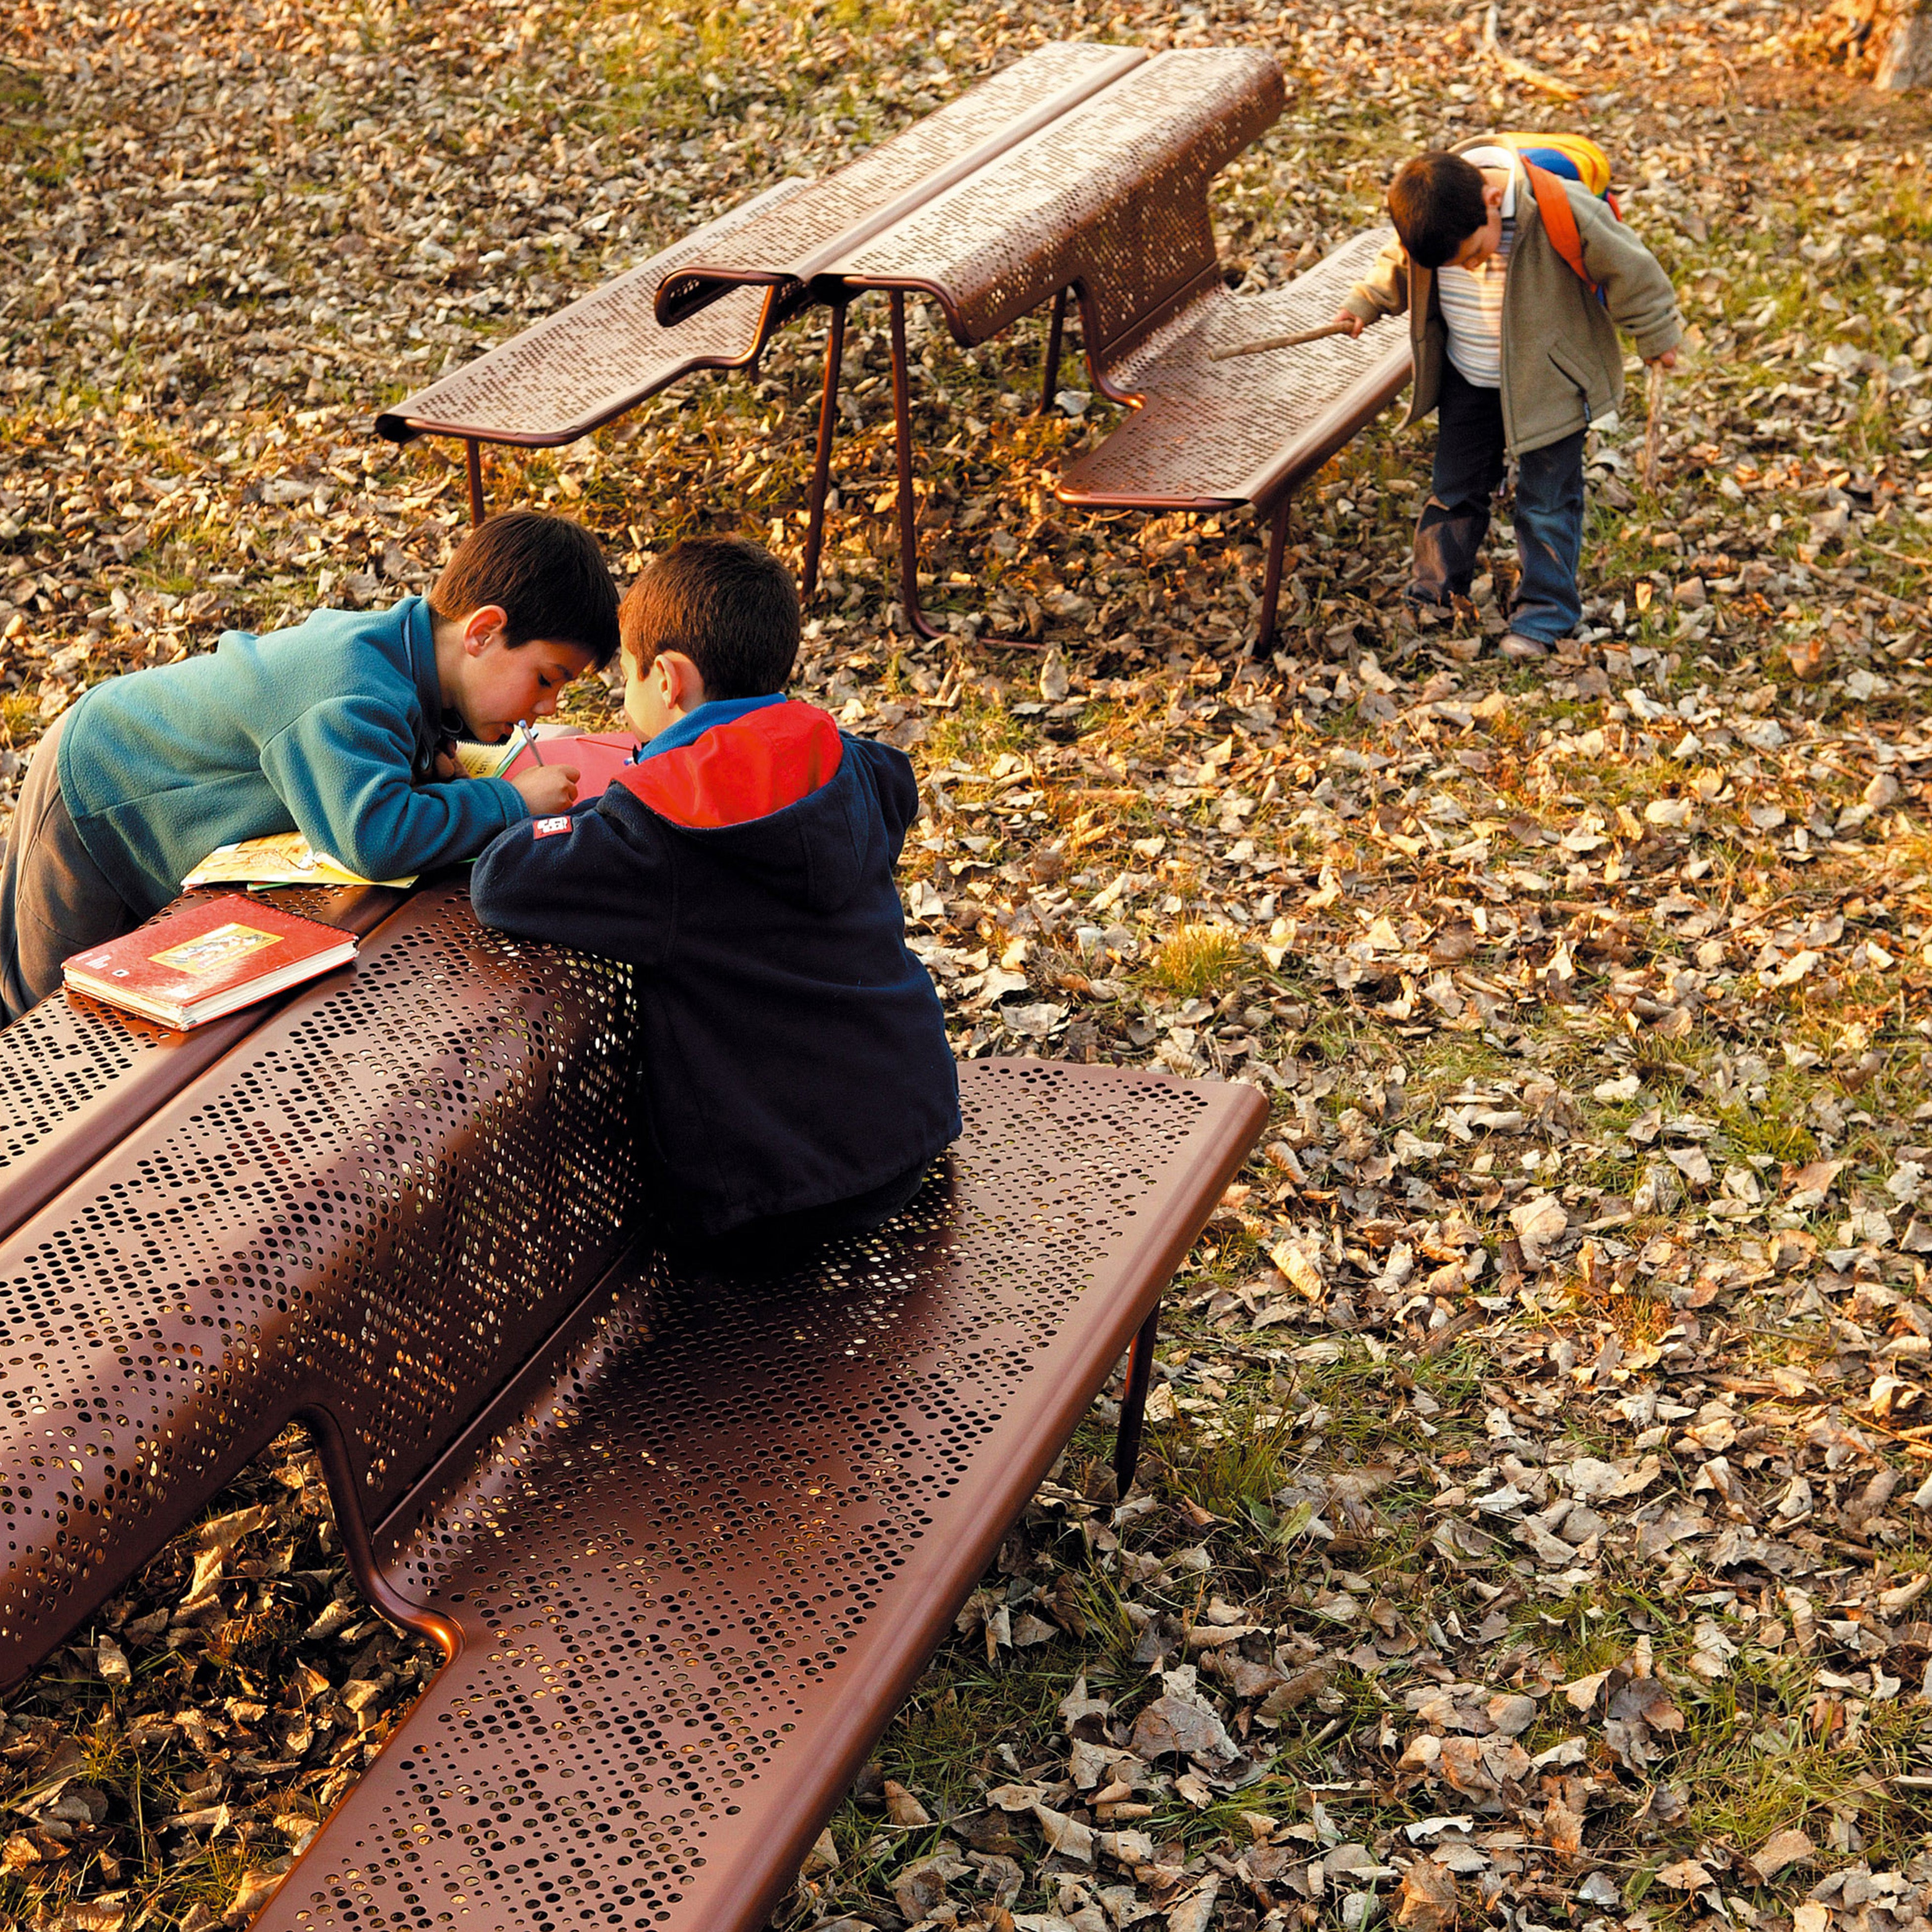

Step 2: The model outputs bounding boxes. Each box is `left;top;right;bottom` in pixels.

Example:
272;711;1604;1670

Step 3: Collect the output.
0;880;640;1689
652;41;1144;330
834;48;1283;354
0;884;406;1248
256;1058;1265;1932
1058;226;1414;514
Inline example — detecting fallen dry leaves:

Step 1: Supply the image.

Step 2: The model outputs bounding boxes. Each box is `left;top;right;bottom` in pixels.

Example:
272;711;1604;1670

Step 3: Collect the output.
3;0;1932;1931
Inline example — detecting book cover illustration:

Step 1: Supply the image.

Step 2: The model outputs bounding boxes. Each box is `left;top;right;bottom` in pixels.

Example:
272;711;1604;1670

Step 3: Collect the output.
64;893;360;1030
147;921;283;976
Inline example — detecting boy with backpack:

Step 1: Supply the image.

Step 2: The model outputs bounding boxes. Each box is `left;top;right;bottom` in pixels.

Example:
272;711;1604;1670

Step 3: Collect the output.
1331;134;1683;657
470;534;960;1265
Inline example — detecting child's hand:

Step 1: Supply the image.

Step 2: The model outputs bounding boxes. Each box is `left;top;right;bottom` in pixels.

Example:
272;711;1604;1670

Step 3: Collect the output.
511;765;581;815
1647;348;1678;370
1331;309;1365;339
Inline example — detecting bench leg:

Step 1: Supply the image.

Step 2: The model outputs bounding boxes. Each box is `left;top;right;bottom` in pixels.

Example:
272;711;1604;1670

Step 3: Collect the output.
887;290;942;642
801;302;847;603
1256;498;1290;656
1113;1301;1161;1498
1037;287;1068;417
465;439;486;527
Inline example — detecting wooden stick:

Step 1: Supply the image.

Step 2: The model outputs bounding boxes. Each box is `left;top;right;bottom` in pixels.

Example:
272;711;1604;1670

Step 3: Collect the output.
1641;362;1665;491
1210;319;1357;362
1482;1;1582;100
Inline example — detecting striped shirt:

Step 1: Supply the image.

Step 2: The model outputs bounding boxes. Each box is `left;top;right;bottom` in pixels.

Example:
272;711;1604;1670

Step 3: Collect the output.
1435;148;1517;389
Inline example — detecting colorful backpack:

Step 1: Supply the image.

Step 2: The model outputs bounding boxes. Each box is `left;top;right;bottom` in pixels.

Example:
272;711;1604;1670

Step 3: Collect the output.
1494;132;1621;299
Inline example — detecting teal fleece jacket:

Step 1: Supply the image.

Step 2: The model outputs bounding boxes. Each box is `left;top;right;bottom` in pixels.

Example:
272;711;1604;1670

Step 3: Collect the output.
57;595;527;915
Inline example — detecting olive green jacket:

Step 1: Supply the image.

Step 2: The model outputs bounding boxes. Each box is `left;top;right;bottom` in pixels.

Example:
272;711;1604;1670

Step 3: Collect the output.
1341;155;1684;457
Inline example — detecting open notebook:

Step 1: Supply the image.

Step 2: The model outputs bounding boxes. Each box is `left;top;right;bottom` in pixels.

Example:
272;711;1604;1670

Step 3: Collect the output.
453;729;641;803
182;830;416;892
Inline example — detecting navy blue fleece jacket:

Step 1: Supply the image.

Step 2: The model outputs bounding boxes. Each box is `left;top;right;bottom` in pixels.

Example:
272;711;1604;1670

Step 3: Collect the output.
57;595;526;915
469;697;961;1240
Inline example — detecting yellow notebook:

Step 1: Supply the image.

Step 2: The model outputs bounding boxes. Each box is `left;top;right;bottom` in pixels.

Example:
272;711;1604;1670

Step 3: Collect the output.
181;830;417;892
452;739;518;781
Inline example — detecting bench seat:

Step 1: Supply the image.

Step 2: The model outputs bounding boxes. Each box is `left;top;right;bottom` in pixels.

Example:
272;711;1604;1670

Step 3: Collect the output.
371;180;812;456
1057;227;1413;515
254;1059;1263;1932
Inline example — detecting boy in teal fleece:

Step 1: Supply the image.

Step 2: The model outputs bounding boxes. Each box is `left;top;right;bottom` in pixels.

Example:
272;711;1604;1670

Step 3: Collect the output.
0;511;617;1021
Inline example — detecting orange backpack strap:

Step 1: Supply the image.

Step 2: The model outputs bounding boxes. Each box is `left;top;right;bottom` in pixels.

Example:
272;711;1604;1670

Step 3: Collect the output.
1524;159;1599;298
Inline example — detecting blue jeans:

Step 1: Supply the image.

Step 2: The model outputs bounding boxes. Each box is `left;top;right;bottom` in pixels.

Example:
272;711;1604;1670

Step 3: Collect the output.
1410;363;1585;644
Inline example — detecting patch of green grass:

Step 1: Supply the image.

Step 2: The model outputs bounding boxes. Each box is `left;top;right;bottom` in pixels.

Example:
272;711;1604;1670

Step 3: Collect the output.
1144;924;1249;1002
1679;1654;1920;1870
874;1652;1076;1813
923;690;1038;772
1166;1396;1301;1523
1716;1090;1818;1166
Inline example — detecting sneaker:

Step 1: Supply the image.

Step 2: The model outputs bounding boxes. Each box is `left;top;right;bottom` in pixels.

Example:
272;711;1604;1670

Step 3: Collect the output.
1498;632;1549;660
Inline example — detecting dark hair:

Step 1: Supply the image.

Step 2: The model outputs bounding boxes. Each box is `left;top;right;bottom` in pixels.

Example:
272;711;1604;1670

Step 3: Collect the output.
429;511;620;668
1388;152;1491;270
621;536;800;700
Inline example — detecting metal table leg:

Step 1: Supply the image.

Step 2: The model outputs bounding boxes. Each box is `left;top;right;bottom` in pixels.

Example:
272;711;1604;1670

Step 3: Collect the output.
465;439;487;526
1257;497;1291;655
801;302;848;603
888;291;944;642
1037;287;1068;416
1114;1301;1162;1497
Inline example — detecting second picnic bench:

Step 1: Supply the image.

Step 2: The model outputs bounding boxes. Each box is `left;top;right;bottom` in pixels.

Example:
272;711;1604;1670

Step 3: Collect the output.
0;876;1265;1932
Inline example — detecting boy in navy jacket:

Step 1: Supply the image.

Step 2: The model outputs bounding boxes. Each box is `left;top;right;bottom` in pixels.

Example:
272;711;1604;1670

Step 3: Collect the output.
470;535;960;1260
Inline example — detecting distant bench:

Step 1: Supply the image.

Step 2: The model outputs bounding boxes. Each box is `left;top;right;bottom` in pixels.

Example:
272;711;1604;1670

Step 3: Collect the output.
374;40;1410;651
0;874;1265;1932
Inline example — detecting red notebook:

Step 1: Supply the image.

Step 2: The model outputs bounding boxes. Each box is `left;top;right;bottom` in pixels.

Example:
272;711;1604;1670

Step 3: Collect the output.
63;894;359;1030
499;730;639;802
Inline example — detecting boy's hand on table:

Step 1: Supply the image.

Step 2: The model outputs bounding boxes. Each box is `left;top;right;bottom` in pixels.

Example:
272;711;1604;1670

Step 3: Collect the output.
1331;310;1365;339
511;765;581;815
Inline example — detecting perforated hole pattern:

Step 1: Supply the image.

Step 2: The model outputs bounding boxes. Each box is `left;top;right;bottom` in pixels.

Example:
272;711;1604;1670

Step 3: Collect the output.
655;42;1136;318
0;882;637;1685
1059;226;1415;509
253;1059;1261;1932
836;50;1282;352
0;885;403;1248
375;181;814;446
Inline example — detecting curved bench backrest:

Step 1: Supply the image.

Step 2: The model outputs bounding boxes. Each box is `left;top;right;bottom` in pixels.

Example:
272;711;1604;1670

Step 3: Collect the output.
0;883;637;1692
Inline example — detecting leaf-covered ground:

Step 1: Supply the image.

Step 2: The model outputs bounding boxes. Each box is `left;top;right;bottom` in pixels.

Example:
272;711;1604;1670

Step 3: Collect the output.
3;0;1932;1929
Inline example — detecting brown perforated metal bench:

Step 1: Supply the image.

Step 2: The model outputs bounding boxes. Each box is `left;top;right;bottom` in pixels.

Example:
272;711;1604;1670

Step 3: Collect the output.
374;41;1142;538
1054;229;1412;651
377;41;1409;656
0;878;1266;1932
0;883;404;1246
813;50;1412;647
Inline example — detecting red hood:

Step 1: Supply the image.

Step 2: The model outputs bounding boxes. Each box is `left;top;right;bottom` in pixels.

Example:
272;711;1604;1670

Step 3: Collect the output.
613;702;845;829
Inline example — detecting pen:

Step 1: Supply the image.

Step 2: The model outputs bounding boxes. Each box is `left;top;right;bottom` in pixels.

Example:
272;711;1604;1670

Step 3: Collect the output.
513;720;543;766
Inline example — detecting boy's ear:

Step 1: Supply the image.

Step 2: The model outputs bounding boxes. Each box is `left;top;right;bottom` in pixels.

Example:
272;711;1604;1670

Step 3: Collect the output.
655;649;706;710
1484;177;1507;211
460;604;510;653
